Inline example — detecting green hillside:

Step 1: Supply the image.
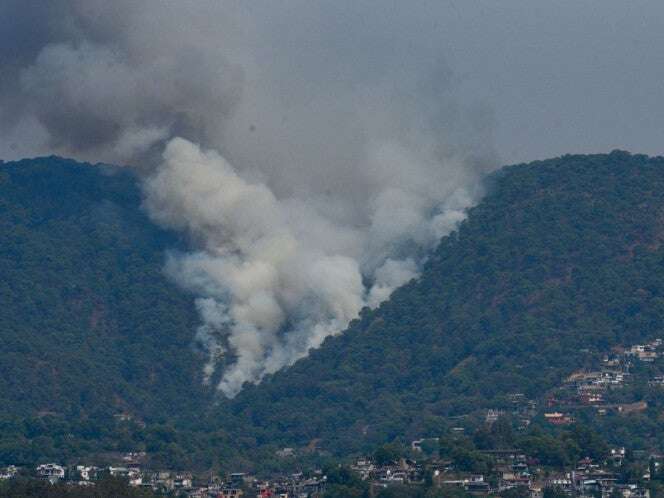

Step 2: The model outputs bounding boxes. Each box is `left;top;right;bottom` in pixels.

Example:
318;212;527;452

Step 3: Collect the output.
3;151;664;469
0;157;207;421
217;150;664;457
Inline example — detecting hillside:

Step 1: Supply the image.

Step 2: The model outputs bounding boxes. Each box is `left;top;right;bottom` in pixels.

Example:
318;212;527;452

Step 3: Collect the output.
3;151;664;469
216;150;664;458
0;157;207;422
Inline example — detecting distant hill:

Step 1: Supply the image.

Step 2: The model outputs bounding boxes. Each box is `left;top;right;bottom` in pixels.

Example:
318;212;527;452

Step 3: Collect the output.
218;150;664;456
3;151;664;469
0;157;207;422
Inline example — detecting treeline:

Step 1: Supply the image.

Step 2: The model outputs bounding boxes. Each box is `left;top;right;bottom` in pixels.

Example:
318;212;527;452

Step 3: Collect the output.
222;151;664;462
0;476;156;498
0;157;207;423
322;418;637;498
0;413;247;472
322;464;468;498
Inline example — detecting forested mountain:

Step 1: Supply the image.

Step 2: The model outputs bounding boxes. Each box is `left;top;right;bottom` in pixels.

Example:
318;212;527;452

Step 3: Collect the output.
215;150;664;456
3;151;664;469
0;157;207;421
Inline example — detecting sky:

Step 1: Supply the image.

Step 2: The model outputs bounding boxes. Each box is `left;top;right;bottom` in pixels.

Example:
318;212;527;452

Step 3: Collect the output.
1;1;663;165
439;1;664;163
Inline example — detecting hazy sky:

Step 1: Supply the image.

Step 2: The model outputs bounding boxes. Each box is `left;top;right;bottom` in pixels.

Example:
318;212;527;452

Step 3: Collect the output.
438;1;664;163
1;0;663;165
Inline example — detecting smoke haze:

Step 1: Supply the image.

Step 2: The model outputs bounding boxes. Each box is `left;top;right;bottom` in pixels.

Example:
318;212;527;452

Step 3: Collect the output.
0;1;498;395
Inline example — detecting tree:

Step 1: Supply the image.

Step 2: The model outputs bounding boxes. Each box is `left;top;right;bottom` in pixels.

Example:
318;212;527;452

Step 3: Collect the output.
374;444;402;466
451;447;493;474
543;487;568;498
500;487;530;498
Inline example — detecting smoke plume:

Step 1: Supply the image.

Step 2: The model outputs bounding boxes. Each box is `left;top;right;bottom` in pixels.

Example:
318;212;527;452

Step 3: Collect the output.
0;1;497;396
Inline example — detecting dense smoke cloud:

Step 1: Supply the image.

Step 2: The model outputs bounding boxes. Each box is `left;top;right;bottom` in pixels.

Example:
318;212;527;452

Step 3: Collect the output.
0;1;496;396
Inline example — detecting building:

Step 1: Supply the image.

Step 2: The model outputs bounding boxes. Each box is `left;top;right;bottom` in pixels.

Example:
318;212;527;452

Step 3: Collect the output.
36;463;65;483
0;466;18;480
544;412;574;425
219;488;243;498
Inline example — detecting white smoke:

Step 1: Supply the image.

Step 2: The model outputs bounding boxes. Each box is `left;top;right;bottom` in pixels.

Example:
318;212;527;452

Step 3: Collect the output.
143;137;479;396
0;1;497;396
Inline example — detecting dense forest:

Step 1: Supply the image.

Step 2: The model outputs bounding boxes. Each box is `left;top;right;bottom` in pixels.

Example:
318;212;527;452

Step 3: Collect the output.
3;152;664;470
211;151;664;458
0;157;214;463
0;476;156;498
0;157;208;419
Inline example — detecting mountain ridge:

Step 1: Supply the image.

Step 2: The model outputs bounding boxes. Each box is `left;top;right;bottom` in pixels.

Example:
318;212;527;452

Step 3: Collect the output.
0;156;208;420
3;151;664;468
215;150;664;456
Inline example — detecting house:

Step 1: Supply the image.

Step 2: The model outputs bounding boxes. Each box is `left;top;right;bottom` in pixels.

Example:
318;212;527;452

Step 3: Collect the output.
257;483;273;497
465;475;491;495
579;392;603;405
75;465;100;482
151;471;175;491
544;412;574;425
627;343;659;362
108;465;143;486
219;487;243;498
174;473;193;489
36;463;65;483
611;483;650;497
185;488;208;498
0;466;18;480
486;409;505;424
603;355;622;368
351;458;375;480
618;401;648;414
122;451;147;464
609;447;626;466
109;466;129;477
276;447;295;458
545;476;572;494
411;439;424;452
230;472;248;486
648;375;664;386
411;437;439;454
638;351;658;362
301;478;325;495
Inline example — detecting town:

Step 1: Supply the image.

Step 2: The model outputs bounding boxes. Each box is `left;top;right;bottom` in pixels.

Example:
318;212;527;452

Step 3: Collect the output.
2;337;664;497
0;443;658;497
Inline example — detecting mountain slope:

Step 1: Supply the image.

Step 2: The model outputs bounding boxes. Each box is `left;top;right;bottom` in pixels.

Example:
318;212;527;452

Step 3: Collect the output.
3;151;664;468
0;157;206;421
220;150;664;455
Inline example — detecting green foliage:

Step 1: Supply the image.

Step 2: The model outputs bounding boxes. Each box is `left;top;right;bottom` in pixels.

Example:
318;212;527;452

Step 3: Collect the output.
322;466;369;498
562;425;609;462
543;487;568;498
455;447;494;473
434;486;471;498
222;151;664;457
473;417;515;450
0;157;213;465
375;485;452;498
518;433;568;467
499;487;530;498
0;476;156;497
649;481;664;498
516;424;608;468
373;444;403;466
5;152;664;467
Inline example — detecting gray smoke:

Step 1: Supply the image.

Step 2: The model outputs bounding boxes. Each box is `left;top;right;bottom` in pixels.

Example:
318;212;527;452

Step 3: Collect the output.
0;1;497;396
